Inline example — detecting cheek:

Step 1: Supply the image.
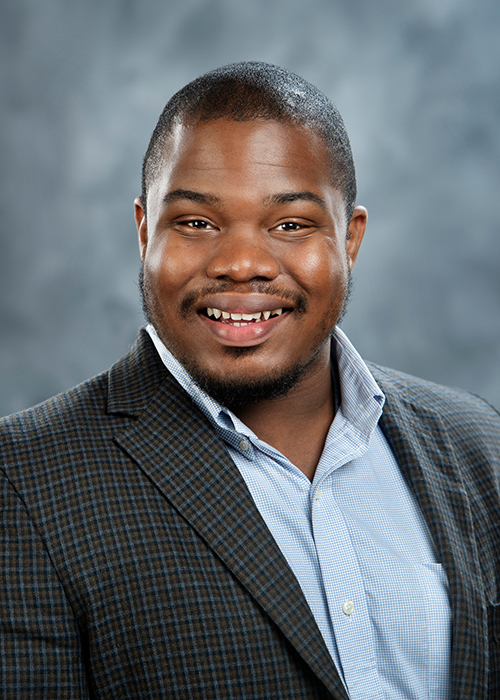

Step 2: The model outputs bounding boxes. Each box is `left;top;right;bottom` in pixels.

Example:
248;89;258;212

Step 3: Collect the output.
287;243;347;297
145;238;202;296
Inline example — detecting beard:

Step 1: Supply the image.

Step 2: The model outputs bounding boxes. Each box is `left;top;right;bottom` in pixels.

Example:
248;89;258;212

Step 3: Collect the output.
139;266;353;411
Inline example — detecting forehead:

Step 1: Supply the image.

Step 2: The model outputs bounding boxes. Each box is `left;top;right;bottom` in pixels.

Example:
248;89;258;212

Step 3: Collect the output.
148;119;335;204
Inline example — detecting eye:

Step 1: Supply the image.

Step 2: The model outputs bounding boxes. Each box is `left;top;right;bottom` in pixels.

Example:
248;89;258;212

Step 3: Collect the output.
182;219;213;229
273;221;312;234
171;217;219;239
277;221;303;231
174;218;218;234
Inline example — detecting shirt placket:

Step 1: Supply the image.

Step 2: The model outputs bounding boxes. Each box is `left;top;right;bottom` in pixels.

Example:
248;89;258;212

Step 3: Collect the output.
311;475;385;700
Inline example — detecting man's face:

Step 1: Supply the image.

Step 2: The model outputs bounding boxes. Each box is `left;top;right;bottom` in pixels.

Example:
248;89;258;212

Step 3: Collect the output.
136;118;366;406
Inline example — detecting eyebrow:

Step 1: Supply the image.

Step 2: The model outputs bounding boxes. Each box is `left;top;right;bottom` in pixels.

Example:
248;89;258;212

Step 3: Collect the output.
265;191;328;211
162;188;328;211
162;189;222;207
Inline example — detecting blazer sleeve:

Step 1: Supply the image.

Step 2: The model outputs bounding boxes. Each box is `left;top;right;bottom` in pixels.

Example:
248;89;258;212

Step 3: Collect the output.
0;470;91;699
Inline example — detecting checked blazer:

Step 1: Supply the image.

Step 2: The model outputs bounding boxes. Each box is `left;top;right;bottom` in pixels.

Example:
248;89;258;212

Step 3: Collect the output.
1;328;500;699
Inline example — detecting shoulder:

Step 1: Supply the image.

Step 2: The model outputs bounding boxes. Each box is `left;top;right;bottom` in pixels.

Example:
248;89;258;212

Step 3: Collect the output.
368;362;499;415
0;330;173;467
368;361;500;450
0;370;108;445
0;367;115;511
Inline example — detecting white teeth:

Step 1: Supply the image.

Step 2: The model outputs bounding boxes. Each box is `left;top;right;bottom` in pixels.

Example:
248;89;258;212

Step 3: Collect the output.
206;306;285;322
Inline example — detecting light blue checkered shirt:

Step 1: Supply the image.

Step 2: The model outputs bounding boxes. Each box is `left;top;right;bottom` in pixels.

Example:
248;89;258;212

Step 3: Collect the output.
147;324;451;699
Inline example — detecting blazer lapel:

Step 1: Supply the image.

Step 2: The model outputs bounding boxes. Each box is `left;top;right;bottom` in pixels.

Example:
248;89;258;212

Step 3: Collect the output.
370;365;488;699
109;332;348;700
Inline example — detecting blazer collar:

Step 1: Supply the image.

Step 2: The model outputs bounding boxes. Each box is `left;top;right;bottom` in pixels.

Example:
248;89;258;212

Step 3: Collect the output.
369;364;488;699
108;330;348;700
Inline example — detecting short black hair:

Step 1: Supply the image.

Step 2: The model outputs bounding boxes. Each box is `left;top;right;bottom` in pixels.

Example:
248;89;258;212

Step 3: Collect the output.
141;61;356;221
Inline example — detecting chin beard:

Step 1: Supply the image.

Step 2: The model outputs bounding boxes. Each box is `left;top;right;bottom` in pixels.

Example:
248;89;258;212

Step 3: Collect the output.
139;266;353;410
175;342;327;410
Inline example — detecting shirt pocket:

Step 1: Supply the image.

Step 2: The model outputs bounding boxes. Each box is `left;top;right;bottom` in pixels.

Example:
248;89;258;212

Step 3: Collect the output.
488;603;500;699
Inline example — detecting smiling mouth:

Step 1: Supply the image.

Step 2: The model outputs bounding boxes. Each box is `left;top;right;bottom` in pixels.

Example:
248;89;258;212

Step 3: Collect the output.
202;307;287;326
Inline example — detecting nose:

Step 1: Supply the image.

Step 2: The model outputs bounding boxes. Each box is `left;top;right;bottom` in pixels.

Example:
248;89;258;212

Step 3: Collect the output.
205;226;280;282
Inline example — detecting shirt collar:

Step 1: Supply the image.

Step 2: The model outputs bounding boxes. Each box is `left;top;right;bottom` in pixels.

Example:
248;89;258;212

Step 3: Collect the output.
333;326;385;437
146;323;385;443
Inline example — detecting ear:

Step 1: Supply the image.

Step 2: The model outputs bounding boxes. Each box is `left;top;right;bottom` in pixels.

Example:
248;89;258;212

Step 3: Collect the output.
134;196;148;261
346;205;367;271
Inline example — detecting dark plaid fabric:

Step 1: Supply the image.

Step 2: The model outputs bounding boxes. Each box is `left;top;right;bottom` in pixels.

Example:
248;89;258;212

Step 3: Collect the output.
1;329;499;699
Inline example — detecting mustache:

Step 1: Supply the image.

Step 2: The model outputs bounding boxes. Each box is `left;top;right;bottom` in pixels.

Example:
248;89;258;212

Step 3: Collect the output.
179;282;308;317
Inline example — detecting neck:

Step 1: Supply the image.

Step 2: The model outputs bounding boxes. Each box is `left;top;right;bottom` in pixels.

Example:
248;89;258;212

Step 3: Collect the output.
233;346;338;481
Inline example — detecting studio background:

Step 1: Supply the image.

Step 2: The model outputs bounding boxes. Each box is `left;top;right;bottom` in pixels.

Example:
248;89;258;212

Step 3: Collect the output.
1;0;499;417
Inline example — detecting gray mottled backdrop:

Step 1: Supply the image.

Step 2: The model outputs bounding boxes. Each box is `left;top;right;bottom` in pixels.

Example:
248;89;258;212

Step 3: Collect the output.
1;0;499;416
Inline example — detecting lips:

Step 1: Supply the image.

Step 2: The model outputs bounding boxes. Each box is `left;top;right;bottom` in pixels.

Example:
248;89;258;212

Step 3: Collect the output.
195;295;294;346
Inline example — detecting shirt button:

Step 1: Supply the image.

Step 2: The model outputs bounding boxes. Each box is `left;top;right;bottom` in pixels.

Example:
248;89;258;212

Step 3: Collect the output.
239;439;250;451
314;487;322;502
342;600;354;616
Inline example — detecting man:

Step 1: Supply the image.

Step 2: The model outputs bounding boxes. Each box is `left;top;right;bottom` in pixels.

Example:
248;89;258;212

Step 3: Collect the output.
1;62;499;699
